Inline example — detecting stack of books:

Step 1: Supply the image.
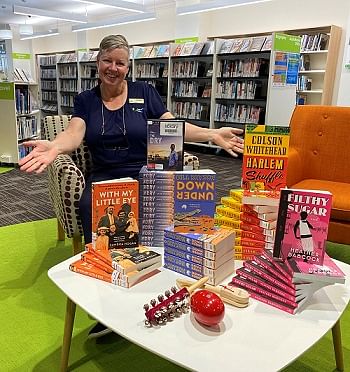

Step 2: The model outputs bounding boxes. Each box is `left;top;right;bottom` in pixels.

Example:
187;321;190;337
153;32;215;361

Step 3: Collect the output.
215;188;278;260
230;250;346;314
69;243;162;288
163;227;235;285
139;166;174;247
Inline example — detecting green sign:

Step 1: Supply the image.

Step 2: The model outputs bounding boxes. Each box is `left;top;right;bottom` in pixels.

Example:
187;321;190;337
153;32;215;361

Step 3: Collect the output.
78;48;88;52
274;33;301;53
175;37;199;44
0;82;15;100
12;52;31;60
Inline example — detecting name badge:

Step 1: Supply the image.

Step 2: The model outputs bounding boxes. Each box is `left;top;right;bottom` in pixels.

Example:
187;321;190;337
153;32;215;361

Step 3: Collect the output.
129;98;144;104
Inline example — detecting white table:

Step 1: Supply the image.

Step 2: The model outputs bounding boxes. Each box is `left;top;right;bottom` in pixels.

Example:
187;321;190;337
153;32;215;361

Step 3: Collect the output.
48;254;350;372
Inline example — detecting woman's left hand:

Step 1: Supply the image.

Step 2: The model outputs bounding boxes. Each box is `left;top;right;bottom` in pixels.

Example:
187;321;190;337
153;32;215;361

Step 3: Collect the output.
211;127;244;157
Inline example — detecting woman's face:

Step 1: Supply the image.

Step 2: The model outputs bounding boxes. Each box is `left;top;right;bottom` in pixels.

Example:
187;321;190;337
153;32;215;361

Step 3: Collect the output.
97;47;129;87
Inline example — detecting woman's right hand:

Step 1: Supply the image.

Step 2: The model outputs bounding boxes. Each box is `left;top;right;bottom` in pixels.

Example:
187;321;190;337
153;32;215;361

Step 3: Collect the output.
18;140;59;174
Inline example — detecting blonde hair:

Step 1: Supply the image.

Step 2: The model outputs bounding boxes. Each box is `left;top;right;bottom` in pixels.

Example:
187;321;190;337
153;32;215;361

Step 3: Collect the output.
97;34;130;60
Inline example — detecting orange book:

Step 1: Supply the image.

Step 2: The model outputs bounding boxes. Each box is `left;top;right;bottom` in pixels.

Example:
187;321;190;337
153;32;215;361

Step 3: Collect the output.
92;178;139;249
81;251;114;274
86;243;161;274
234;245;265;255
69;258;162;288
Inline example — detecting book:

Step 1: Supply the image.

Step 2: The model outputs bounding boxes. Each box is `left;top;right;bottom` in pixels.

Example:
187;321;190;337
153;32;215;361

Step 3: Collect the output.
87;243;161;273
230;38;245;53
286;253;346;284
164;226;235;252
249;36;267;52
219;40;234;54
273;188;332;265
239;37;253;52
241;124;290;206
191;42;205;55
69;258;161;288
180;42;196;56
173;169;216;233
261;35;273;51
147;119;185;171
91;178;139;249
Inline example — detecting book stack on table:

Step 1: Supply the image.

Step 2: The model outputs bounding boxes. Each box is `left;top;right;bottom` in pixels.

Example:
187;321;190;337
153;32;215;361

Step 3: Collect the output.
139;166;174;247
215;189;278;261
230;250;346;314
69;243;162;288
163;227;235;285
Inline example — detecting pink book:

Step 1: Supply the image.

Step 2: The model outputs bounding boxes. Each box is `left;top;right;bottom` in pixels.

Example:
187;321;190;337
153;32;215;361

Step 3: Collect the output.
288;253;346;284
273;188;332;265
262;249;293;281
231;275;298;308
243;260;296;295
253;255;291;286
235;267;297;302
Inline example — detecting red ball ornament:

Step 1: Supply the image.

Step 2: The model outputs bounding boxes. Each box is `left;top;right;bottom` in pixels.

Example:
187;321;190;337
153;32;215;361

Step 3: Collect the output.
190;289;225;326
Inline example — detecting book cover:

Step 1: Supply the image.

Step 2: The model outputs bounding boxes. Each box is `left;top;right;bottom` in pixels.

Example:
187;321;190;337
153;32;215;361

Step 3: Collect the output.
230;38;245;53
287;254;346;284
174;169;216;233
261;35;273;51
91;178;139;249
239;37;253;53
219;40;234;54
164;226;235;252
273;188;332;265
147;119;185;171
242;124;290;206
180;42;196;56
249;36;267;52
191;42;205;55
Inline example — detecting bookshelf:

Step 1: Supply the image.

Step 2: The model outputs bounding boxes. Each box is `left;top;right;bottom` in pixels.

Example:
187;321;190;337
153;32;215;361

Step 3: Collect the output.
0;40;40;164
79;49;99;92
169;41;214;132
286;25;342;105
38;54;58;115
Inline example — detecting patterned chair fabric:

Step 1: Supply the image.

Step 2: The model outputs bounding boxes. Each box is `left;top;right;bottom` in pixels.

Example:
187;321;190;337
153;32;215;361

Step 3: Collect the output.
42;115;200;241
42;115;92;239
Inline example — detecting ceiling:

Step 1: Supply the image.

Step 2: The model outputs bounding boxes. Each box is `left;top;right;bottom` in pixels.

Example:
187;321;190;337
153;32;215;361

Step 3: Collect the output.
0;0;176;33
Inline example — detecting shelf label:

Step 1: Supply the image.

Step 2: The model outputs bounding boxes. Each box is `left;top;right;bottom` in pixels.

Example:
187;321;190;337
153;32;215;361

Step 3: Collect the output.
175;37;199;44
0;82;15;100
274;33;301;53
12;53;31;60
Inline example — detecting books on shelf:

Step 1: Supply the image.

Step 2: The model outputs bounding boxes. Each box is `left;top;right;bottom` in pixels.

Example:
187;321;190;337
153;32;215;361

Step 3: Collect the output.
91;178;139;249
273;188;332;265
241;124;290;206
219;40;234;54
230;250;345;314
147;119;185;171
261;35;273;51
249;36;267;52
174;169;216;233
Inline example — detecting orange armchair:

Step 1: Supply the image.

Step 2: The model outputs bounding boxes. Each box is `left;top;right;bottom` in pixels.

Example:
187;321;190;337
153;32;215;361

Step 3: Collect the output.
287;105;350;244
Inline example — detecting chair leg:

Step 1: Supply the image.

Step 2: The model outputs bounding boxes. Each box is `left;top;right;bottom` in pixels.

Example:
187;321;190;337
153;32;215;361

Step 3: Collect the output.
332;319;344;371
72;235;83;255
57;219;65;241
60;297;76;372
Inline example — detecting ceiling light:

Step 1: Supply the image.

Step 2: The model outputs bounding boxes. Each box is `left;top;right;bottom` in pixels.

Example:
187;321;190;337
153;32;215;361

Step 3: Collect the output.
19;24;34;35
176;0;272;16
74;0;146;13
20;29;59;40
72;12;156;32
13;5;88;23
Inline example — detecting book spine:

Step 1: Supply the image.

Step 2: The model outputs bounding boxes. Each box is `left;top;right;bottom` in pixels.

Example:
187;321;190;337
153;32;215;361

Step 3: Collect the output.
246;290;296;314
81;254;114;274
236;267;296;301
164;237;212;259
261;250;293;281
234;245;265;255
164;252;217;276
232;276;298;308
163;229;207;250
234;253;256;260
253;255;292;285
243;261;295;295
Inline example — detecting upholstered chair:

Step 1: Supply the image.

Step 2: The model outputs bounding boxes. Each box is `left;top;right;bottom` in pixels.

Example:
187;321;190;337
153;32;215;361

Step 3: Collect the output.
42;115;93;254
287;105;350;245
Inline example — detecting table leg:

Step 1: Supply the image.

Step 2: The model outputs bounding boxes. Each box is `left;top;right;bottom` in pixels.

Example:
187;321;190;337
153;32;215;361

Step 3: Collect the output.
60;297;76;372
331;319;344;371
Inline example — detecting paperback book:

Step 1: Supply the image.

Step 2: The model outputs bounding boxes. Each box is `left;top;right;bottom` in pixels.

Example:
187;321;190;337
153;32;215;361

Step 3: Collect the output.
173;169;216;233
273;188;332;265
147;119;185;171
91;178;139;249
242;124;290;206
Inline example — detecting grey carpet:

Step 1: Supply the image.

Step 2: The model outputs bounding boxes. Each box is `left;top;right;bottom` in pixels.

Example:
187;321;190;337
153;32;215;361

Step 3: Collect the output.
0;147;242;227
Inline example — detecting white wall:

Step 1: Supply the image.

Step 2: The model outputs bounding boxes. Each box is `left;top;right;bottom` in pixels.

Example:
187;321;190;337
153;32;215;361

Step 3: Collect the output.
27;0;350;105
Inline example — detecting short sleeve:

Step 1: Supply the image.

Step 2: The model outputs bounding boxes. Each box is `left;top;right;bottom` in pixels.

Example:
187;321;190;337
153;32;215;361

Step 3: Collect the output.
72;92;88;123
144;84;168;119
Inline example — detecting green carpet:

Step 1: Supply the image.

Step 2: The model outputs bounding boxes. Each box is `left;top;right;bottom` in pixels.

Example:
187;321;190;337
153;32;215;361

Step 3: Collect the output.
0;166;14;174
0;219;349;371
